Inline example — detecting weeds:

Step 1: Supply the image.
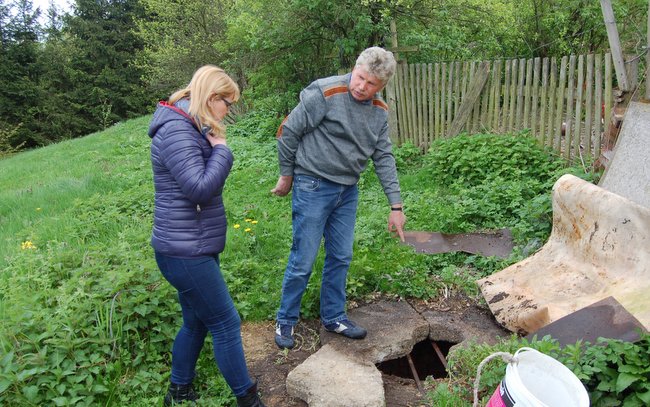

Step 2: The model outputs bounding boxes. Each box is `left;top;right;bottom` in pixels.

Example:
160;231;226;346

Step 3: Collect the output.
0;114;598;405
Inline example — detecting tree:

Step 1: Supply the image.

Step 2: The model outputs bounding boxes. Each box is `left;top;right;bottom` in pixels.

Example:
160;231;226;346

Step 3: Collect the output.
59;0;150;136
0;0;46;147
136;0;234;99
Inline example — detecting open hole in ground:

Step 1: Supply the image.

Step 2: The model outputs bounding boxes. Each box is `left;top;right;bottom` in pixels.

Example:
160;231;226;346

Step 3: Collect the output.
376;340;455;380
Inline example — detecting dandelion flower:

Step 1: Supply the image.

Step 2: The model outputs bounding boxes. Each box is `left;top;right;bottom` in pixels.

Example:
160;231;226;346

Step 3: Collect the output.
234;224;241;229
245;218;252;222
36;208;42;211
21;241;36;250
245;228;252;232
251;220;258;224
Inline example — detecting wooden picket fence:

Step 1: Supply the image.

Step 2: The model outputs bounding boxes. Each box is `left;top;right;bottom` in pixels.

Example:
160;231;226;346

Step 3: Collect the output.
384;53;630;162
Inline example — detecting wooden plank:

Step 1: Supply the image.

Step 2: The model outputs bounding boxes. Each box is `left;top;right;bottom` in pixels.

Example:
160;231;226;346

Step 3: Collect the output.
470;61;480;133
416;64;424;147
555;56;568;152
515;58;526;130
397;64;409;144
508;59;518;132
524;58;533;130
546;58;556;148
448;61;491;137
461;61;470;134
604;53;613;147
434;63;441;139
599;0;630;90
503;59;512;132
454;61;461;119
584;54;594;156
574;54;585;160
547;58;558;148
409;64;417;146
386;74;399;142
393;65;401;143
387;45;420;53
447;62;454;133
492;60;502;131
531;57;541;139
564;55;576;160
441;63;447;136
539;58;549;146
486;60;495;130
480;61;491;132
425;64;436;151
595;54;603;158
421;63;429;148
626;57;639;91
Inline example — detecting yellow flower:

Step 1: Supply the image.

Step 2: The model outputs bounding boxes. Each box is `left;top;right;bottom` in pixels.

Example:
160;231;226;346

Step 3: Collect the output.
245;228;252;232
245;218;252;222
251;220;258;224
21;241;36;250
36;208;42;211
233;224;241;229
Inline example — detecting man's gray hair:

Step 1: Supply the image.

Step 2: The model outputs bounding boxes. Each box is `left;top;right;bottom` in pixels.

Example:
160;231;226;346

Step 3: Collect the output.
355;47;397;83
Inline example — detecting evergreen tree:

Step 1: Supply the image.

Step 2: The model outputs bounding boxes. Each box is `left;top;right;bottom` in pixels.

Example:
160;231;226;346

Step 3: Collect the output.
60;0;150;136
0;0;45;147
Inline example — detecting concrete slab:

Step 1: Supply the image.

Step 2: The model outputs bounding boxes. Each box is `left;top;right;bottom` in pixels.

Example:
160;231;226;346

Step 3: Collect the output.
320;300;430;363
599;101;650;208
421;304;511;346
286;300;511;406
286;344;384;407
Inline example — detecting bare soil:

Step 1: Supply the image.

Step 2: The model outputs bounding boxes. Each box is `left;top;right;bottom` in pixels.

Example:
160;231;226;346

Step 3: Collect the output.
241;293;495;407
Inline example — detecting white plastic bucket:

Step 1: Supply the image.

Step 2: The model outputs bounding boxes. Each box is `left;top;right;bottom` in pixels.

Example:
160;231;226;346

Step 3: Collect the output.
485;347;590;407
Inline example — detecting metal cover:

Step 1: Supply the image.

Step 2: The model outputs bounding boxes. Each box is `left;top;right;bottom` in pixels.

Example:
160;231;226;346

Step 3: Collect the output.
526;296;647;346
401;229;514;258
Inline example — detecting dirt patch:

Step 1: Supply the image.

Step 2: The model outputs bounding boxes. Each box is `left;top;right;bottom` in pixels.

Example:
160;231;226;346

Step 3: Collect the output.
242;319;319;407
241;293;503;407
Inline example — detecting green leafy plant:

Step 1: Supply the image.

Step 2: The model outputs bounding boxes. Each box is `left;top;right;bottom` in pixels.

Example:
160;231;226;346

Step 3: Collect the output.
573;334;650;406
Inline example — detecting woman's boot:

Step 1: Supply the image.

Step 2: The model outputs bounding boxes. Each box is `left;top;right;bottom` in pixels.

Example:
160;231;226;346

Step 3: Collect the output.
236;382;266;407
163;382;199;406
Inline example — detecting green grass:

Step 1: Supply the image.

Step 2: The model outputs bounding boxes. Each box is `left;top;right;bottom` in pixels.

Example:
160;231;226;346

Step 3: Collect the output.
0;113;597;405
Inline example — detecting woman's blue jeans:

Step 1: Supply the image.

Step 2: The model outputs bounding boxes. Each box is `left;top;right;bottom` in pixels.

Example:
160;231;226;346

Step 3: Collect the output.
276;175;358;326
155;252;253;397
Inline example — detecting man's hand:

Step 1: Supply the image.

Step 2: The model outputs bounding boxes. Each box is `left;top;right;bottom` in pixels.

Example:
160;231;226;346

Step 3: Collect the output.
388;207;406;242
271;175;293;196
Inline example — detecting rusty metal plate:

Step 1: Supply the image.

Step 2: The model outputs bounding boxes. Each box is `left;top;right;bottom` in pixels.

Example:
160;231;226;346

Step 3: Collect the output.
401;229;514;258
526;296;647;346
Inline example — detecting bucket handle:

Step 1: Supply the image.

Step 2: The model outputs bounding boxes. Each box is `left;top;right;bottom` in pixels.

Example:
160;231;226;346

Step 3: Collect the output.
472;352;518;407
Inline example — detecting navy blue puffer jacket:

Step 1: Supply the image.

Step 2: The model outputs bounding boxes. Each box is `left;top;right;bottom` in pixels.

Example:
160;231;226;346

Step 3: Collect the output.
148;100;233;257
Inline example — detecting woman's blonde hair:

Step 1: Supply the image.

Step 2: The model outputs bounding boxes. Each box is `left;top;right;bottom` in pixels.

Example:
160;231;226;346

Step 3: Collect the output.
169;65;240;138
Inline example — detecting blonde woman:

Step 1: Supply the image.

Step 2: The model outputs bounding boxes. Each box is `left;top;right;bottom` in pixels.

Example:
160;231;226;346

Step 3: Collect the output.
149;65;265;407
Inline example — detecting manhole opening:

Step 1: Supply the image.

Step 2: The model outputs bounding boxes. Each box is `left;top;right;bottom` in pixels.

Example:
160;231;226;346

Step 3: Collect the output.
376;340;455;379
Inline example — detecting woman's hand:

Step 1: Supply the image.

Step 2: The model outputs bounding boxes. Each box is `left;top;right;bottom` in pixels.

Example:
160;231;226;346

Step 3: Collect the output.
207;132;227;147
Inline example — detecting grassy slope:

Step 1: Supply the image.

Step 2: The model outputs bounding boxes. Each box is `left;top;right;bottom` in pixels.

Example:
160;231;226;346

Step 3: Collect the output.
0;115;587;405
0;115;428;405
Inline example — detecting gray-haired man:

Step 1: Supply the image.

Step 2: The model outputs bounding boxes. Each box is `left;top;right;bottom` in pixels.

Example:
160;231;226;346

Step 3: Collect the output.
271;47;406;349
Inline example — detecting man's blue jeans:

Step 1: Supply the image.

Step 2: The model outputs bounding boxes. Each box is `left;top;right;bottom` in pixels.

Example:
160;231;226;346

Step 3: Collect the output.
276;175;358;326
155;252;253;397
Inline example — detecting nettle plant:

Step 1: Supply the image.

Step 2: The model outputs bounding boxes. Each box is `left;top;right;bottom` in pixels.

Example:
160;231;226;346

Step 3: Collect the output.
571;334;650;406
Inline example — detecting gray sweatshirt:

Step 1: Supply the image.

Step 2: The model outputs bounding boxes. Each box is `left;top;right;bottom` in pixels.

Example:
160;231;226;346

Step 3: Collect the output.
277;73;402;204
